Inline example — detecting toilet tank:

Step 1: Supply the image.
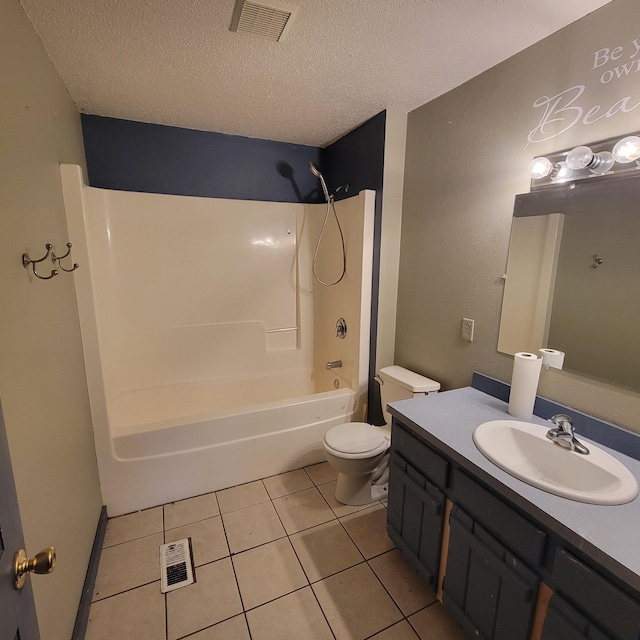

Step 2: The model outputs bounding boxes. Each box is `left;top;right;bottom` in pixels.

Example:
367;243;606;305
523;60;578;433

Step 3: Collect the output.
377;365;440;425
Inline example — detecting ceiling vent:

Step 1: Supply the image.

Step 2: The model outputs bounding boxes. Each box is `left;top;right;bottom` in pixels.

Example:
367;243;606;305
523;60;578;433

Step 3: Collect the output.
230;0;299;42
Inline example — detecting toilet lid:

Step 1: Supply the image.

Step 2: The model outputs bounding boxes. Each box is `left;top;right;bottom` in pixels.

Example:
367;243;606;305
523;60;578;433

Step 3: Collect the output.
324;422;388;454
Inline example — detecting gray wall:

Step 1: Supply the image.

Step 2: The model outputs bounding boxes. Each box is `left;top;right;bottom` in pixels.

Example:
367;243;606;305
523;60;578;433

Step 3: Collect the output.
0;1;102;638
397;0;640;432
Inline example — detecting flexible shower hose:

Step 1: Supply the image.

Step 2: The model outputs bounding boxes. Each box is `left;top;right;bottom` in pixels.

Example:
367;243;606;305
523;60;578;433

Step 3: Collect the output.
312;194;346;286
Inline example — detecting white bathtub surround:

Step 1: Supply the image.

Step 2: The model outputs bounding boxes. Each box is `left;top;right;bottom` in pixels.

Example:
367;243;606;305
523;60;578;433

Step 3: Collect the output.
61;165;374;515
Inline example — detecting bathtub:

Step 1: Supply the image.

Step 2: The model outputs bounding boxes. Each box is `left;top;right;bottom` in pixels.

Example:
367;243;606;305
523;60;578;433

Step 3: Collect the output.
103;375;357;515
61;164;374;517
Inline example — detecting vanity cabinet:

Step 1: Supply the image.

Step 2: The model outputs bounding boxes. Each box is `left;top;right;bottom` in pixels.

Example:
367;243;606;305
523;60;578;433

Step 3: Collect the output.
387;418;640;640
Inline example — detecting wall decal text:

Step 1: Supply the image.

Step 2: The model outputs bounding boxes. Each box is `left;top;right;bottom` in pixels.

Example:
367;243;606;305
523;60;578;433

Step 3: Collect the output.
527;37;640;145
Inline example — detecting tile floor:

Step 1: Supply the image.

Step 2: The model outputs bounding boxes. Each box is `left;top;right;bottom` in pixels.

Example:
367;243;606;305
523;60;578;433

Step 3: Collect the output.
86;462;468;640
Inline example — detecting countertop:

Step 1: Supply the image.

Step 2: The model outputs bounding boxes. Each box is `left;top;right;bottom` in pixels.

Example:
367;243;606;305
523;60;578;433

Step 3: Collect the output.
388;387;640;593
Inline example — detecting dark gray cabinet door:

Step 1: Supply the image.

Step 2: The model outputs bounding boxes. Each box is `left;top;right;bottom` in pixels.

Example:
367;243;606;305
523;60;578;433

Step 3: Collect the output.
542;594;614;640
387;454;445;588
442;507;538;640
547;550;640;640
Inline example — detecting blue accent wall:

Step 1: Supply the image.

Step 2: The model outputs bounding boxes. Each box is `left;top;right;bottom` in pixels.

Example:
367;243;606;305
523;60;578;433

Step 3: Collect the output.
81;114;323;203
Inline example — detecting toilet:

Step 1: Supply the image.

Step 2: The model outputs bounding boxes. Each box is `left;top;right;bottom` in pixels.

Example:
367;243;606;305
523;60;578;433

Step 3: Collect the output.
323;365;440;505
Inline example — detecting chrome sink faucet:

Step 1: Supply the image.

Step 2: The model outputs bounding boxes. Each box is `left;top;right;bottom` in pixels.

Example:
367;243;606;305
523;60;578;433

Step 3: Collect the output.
546;414;589;455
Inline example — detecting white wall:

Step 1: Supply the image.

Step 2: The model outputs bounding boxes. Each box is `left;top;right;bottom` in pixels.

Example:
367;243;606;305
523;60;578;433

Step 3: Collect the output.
0;2;102;639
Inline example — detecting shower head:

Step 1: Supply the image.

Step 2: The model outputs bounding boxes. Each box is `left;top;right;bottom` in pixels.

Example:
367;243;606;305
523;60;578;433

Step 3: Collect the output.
309;161;322;178
309;162;331;202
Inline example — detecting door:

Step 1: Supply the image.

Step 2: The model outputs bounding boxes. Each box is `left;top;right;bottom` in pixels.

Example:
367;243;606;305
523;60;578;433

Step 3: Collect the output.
0;401;40;640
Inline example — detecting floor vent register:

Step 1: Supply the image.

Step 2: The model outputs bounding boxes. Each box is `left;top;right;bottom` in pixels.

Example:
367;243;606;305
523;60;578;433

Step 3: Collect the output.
160;538;195;593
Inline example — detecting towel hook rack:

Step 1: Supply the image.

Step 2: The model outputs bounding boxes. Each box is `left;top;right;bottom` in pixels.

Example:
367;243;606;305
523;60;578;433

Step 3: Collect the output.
51;243;79;273
22;244;58;280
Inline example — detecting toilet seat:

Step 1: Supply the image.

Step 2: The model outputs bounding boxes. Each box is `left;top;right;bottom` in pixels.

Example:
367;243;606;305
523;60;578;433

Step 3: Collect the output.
324;422;389;459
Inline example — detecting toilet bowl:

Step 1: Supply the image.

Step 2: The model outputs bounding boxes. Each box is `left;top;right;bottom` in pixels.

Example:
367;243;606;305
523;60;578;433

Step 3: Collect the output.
323;422;391;505
323;366;440;505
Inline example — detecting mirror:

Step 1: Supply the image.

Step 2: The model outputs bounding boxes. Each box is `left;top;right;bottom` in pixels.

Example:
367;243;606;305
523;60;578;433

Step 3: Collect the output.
498;175;640;392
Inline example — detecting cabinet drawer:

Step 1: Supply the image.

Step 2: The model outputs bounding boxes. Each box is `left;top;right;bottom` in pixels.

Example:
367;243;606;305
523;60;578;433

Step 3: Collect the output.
391;422;449;489
450;469;547;568
551;549;640;640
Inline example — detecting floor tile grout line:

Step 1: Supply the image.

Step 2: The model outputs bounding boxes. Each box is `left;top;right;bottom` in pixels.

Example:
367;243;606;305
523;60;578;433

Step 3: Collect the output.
282;508;339;586
266;487;311;586
307;580;339;640
222;500;264;640
259;500;339;640
270;484;337;537
216;477;271;516
172;611;251;640
267;478;339;639
365;551;412;622
183;509;253;640
334;510;373;561
217;497;246;608
194;488;244;635
364;600;440;640
244;610;254;640
218;497;271;517
102;528;165;549
164;511;222;532
91;578;162;604
276;479;391;640
329;506;416;623
231;481;336;636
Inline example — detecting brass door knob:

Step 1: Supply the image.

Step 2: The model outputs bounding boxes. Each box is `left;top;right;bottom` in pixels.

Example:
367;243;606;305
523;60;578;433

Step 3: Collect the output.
14;547;56;589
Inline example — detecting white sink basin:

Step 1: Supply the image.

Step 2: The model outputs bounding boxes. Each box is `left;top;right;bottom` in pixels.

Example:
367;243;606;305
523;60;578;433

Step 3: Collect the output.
473;420;638;505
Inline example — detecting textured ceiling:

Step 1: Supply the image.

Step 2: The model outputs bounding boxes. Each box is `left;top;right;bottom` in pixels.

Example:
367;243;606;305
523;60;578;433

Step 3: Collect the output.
20;0;610;147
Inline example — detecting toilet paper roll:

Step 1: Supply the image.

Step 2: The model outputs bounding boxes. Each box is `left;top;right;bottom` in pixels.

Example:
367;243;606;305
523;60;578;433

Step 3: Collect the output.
508;352;542;419
539;348;565;370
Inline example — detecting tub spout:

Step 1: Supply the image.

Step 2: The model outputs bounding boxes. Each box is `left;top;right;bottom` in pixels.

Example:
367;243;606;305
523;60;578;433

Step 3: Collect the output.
326;360;342;370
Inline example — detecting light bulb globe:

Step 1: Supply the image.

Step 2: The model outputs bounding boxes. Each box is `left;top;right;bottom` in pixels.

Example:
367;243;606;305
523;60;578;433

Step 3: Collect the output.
589;151;615;176
566;146;594;170
612;136;640;163
528;157;553;179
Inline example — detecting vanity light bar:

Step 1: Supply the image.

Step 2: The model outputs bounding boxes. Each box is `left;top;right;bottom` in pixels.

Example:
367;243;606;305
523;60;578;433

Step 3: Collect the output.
528;132;640;190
